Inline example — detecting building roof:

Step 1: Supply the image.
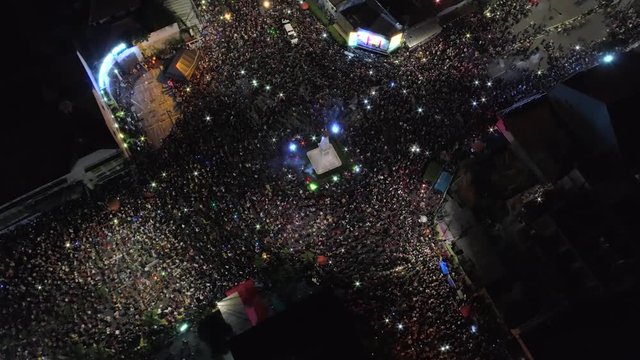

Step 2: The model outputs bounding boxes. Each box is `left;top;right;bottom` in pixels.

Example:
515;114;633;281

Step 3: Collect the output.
228;291;368;360
500;95;573;181
341;1;401;37
562;52;640;105
560;51;640;171
89;0;141;24
377;0;466;26
165;49;200;81
608;97;639;171
68;149;121;183
404;17;441;48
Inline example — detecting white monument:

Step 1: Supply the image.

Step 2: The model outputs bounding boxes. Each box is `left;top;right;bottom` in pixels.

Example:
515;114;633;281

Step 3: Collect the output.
307;135;342;175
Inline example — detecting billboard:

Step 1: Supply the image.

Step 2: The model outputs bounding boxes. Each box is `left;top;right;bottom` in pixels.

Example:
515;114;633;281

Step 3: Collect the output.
348;29;403;53
354;29;389;52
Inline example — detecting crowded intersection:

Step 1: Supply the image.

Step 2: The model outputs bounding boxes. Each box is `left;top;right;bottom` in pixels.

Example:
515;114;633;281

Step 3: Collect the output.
1;0;639;359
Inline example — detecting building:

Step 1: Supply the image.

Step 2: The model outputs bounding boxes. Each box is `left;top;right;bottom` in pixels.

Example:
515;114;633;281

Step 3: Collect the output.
498;51;640;183
76;0;209;155
227;291;368;360
319;0;347;17
0;149;129;233
443;51;640;359
321;0;469;52
165;48;201;81
377;0;467;48
341;0;404;54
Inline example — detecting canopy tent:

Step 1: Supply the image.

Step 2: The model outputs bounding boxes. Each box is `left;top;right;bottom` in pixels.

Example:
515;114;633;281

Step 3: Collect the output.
165;49;200;81
223;279;268;329
217;292;253;335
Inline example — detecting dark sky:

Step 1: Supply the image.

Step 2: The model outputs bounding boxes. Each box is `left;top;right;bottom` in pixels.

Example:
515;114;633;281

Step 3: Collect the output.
2;1;115;204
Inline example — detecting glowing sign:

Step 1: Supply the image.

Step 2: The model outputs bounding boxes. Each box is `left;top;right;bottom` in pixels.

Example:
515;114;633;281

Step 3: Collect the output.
388;33;403;52
355;29;389;51
98;43;127;92
348;32;358;47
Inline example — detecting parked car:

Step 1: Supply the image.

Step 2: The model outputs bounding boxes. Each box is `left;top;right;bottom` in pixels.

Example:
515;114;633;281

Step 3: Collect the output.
282;19;299;45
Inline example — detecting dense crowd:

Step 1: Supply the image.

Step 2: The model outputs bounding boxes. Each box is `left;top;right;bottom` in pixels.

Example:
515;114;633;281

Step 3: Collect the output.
2;0;638;359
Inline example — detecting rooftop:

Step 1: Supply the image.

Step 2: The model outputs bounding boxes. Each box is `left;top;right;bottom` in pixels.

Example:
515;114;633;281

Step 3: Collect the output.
562;51;640;105
377;0;466;26
341;1;401;37
89;0;142;25
500;95;573;181
229;291;368;360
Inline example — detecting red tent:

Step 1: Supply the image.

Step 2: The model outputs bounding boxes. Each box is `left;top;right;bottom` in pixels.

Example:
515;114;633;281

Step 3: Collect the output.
300;2;309;10
459;303;471;318
226;279;268;326
317;255;328;266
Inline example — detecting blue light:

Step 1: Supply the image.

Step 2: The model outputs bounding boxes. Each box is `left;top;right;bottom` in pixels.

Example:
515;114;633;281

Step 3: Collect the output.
289;143;297;152
602;54;614;63
111;43;127;57
330;123;341;134
98;43;128;91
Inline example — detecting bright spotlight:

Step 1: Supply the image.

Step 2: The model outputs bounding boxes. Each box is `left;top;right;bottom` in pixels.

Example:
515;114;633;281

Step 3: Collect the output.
262;0;271;8
602;54;614;63
330;123;341;134
289;143;297;152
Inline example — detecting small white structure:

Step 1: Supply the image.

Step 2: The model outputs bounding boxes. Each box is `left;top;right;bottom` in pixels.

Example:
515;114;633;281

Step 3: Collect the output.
307;136;342;175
